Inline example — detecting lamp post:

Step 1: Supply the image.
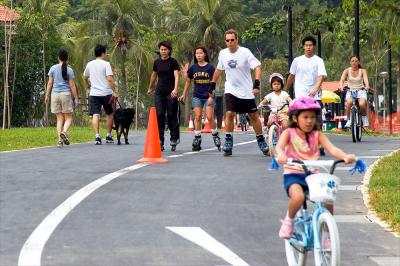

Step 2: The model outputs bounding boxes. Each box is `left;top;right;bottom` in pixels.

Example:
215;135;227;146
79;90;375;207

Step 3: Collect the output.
388;44;393;134
380;71;388;121
354;0;359;58
283;5;293;97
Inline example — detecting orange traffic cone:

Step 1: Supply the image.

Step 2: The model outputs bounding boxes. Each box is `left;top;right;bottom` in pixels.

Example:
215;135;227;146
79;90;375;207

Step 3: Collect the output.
188;115;194;132
202;118;212;133
137;107;168;163
337;118;343;132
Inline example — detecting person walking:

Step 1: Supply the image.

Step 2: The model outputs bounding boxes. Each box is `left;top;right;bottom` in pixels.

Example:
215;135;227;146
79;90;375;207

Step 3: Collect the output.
83;44;118;145
339;55;370;127
211;29;269;156
45;49;78;147
147;41;181;151
284;35;327;155
179;46;221;151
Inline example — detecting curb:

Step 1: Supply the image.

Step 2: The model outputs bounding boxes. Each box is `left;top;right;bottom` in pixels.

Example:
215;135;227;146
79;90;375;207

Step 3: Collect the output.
361;149;399;238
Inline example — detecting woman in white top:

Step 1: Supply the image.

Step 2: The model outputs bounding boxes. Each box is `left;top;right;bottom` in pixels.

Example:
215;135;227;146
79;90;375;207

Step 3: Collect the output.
339;55;370;127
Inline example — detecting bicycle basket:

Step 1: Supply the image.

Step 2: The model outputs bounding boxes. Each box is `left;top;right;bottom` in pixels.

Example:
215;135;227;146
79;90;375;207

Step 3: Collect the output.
305;174;341;203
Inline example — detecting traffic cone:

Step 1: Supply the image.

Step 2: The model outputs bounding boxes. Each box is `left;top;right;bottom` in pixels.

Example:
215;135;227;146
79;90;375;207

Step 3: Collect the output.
337;118;343;132
188;115;194;132
137;107;168;163
202;118;212;133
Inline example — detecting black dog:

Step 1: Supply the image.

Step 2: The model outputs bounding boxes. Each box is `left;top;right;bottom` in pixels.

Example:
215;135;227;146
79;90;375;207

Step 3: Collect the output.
113;108;135;145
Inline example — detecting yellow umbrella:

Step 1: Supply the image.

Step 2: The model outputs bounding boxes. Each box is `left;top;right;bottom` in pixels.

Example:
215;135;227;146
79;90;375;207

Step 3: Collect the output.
321;90;341;103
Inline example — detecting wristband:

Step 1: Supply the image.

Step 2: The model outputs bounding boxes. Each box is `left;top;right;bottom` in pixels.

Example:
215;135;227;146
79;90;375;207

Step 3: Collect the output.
209;82;216;93
253;79;260;89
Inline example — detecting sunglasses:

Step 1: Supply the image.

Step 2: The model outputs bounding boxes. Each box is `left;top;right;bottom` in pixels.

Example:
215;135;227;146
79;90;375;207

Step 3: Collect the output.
225;39;236;42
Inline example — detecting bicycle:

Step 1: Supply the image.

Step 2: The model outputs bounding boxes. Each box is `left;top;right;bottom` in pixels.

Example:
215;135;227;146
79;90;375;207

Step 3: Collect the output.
261;104;288;156
349;90;363;142
279;158;365;266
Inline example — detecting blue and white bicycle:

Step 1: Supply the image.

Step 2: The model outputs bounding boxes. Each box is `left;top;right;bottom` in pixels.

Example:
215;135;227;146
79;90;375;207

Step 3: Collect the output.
274;158;365;266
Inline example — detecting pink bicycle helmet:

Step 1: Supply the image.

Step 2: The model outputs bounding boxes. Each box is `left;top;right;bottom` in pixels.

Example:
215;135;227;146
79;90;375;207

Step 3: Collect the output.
289;96;321;114
269;72;285;85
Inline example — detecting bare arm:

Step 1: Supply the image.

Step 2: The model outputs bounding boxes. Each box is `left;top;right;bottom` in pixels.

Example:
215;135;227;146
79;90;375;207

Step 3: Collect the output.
179;77;191;101
69;79;79;107
285;74;294;92
319;133;355;163
211;68;222;83
275;129;290;164
44;77;53;105
84;76;91;89
253;65;262;95
171;69;180;98
107;75;117;97
339;69;348;90
362;69;370;89
286;96;293;104
147;71;157;96
309;75;324;97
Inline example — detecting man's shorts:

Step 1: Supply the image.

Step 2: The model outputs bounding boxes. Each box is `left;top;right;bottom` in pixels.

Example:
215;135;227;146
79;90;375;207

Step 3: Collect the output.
283;173;309;197
51;91;73;114
88;95;114;115
345;89;367;100
225;93;257;114
192;97;215;109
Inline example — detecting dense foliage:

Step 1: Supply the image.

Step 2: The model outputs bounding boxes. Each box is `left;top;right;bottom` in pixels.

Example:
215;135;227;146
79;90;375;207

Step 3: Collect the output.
0;0;399;127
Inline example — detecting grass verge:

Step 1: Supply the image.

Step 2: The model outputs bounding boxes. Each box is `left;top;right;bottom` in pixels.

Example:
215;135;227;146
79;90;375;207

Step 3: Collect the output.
368;150;400;233
326;129;400;137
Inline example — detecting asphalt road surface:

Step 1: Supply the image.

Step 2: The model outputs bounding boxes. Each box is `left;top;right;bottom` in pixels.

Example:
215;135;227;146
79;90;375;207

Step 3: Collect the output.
1;132;399;266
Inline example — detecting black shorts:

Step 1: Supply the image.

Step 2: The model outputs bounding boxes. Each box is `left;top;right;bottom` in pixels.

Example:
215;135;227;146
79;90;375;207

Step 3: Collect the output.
88;95;114;115
225;93;257;114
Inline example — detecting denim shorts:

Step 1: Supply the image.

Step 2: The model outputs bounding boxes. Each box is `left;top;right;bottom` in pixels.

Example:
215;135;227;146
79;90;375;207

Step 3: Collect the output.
192;97;215;108
283;173;309;196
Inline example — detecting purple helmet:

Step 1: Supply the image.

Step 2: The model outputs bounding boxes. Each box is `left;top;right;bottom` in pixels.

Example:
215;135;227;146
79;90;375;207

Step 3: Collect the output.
289;96;321;114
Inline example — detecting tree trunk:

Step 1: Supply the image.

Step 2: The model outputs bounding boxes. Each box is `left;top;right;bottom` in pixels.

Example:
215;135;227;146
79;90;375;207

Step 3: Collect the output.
397;55;400;113
120;51;127;108
135;53;142;130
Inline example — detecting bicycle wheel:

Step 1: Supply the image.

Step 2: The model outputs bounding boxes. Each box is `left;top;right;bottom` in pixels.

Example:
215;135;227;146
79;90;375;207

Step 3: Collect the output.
314;212;340;266
350;108;358;143
268;124;278;157
285;240;307;266
356;111;362;142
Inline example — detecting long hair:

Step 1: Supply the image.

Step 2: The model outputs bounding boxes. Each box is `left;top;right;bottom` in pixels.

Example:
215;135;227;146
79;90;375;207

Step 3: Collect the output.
193;46;209;64
58;49;69;81
350;55;362;69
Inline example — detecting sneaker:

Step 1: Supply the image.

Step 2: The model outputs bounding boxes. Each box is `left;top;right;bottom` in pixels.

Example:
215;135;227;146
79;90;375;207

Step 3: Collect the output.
279;218;294;240
222;135;233;156
105;135;114;144
362;116;369;127
60;132;70;145
256;135;269;156
192;135;202;151
57;141;63;148
212;132;221;151
344;120;351;128
95;136;102;145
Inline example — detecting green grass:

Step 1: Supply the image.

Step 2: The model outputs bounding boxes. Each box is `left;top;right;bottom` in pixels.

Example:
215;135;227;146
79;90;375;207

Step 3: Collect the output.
369;151;400;233
325;129;400;138
0;127;99;151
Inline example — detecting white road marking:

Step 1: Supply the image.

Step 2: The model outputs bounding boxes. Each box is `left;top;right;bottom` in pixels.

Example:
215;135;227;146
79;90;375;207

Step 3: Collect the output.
18;138;257;266
358;155;382;159
339;185;360;191
334;215;373;223
18;163;148;266
368;149;395;152
335;166;352;171
369;256;400;266
166;227;249;266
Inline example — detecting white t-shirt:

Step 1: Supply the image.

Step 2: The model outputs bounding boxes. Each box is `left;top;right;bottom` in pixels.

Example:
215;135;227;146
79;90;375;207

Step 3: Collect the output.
83;59;113;96
217;47;261;99
289;55;327;100
264;91;290;107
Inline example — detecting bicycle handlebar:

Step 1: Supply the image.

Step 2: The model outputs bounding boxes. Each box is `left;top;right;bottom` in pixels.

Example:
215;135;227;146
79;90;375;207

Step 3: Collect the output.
285;158;364;175
260;103;288;111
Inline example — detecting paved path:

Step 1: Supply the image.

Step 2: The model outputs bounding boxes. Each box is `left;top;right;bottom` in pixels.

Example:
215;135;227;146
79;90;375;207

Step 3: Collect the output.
0;132;399;266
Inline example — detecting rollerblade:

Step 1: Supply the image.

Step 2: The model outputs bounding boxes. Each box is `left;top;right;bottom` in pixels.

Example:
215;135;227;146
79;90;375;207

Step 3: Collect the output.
170;139;179;152
256;135;269;156
192;135;202;151
222;134;233;156
212;132;221;152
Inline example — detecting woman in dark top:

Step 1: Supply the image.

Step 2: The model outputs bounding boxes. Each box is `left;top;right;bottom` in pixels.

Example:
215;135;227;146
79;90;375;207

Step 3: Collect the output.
147;41;181;151
179;46;221;151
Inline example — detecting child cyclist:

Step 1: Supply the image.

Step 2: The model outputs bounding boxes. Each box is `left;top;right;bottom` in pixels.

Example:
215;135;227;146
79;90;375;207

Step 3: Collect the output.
258;73;292;130
275;96;356;239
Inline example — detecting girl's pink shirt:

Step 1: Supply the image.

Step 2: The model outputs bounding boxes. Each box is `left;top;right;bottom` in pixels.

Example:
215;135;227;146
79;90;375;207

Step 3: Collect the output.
283;128;321;174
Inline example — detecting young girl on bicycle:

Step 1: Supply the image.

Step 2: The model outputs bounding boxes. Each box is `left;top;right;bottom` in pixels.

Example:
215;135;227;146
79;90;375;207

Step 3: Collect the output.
258;73;292;130
275;96;355;239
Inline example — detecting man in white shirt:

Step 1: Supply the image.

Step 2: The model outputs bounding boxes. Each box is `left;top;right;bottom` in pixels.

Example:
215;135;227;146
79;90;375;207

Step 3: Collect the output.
84;44;118;145
211;29;268;156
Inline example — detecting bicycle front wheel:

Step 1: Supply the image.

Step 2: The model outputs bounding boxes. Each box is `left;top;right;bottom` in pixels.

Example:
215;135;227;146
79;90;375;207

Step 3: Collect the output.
314;212;340;266
356;111;362;141
351;108;358;143
268;124;278;157
285;240;307;266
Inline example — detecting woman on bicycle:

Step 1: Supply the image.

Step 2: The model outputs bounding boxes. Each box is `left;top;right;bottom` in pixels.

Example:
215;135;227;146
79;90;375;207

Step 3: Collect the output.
339;55;370;128
258;73;292;130
275;96;355;239
179;46;220;151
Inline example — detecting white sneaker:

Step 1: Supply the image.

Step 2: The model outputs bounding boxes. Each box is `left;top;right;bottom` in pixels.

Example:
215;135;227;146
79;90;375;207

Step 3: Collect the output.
362;116;369;127
344;120;351;128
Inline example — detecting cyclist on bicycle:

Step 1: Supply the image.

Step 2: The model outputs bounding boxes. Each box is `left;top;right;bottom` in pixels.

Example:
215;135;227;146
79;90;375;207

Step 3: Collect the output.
339;55;370;128
275;96;355;239
258;73;292;130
